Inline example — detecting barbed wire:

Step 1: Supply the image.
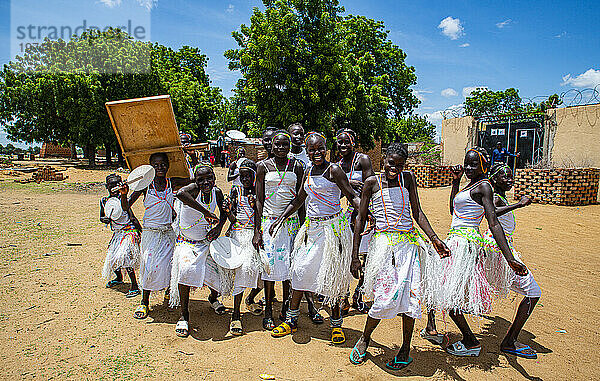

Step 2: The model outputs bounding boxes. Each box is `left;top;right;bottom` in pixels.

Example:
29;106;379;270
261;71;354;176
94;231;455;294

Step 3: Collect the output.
441;85;600;119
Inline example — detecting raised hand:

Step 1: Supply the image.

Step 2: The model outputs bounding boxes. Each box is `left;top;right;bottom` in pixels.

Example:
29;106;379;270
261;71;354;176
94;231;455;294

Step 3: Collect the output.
450;165;464;181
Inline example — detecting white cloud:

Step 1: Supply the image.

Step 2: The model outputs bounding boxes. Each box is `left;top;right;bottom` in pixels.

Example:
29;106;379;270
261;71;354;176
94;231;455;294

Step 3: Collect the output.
459;43;470;48
555;31;567;38
438;16;464;40
561;69;600;88
100;0;157;10
412;89;432;102
496;19;512;28
441;88;458;97
226;4;235;13
100;0;121;7
424;103;465;125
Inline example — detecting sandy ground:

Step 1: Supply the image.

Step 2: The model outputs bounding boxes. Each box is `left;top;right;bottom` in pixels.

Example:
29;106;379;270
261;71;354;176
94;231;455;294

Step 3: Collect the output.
0;165;599;380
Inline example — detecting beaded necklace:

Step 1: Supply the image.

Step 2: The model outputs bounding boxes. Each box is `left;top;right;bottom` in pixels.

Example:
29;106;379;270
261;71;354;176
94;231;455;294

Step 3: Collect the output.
145;178;173;211
375;173;412;232
265;157;292;200
306;164;341;209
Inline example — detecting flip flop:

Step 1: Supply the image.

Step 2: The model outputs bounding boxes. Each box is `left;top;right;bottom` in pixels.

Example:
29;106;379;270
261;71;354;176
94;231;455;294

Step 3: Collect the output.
125;289;141;298
309;310;324;324
349;343;367;365
245;301;263;316
210;300;226;315
331;327;345;345
385;356;413;371
175;320;189;337
230;319;243;336
106;279;123;288
271;322;297;337
420;328;445;345
446;341;481;357
133;304;149;319
501;345;537;359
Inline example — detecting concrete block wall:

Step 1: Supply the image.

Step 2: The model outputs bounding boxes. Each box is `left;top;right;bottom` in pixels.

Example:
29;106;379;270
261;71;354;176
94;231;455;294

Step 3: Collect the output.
514;168;600;206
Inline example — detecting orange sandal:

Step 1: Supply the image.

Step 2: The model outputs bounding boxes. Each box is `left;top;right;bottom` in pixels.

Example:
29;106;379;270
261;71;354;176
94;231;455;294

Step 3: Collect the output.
271;322;297;337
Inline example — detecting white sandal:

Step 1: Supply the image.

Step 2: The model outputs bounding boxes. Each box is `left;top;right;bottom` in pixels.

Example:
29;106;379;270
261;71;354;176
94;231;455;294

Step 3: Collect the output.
446;341;481;357
175;320;189;337
211;300;226;315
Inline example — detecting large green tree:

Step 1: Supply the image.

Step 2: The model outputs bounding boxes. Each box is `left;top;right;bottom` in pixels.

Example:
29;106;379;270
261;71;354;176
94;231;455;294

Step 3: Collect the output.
0;29;222;165
225;0;418;147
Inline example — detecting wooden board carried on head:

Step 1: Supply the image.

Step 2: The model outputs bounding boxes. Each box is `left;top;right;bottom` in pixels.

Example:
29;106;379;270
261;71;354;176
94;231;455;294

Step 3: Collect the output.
105;95;190;178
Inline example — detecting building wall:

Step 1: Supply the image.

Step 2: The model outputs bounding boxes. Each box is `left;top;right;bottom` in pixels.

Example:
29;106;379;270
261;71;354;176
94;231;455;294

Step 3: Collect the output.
441;116;474;165
548;104;600;168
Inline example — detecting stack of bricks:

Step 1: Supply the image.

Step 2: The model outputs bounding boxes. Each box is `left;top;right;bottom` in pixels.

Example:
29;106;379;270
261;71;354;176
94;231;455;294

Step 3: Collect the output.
39;142;71;158
514;168;600;206
32;166;65;182
407;165;453;188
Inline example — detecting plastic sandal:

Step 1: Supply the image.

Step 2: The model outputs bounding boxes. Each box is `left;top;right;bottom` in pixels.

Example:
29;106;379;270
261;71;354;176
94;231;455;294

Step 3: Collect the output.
210;300;226;315
501;345;537;359
125;289;141;298
133;304;149;319
446;341;481;357
309;310;324;324
175;320;189;337
106;279;123;288
331;327;345;345
263;317;276;331
420;328;444;345
271;322;297;337
385;356;413;370
245;301;263;316
349;344;367;365
230;320;243;336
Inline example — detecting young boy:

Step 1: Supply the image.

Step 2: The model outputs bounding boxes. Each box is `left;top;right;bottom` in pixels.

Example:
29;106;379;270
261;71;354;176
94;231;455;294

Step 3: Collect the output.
100;174;142;298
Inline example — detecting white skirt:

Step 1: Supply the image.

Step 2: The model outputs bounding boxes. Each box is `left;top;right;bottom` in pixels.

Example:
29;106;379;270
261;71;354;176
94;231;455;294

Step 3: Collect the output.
346;208;372;254
260;215;299;282
230;228;269;295
139;225;176;291
363;231;425;320
423;227;494;316
101;228;140;279
169;237;233;307
291;213;352;305
482;230;541;298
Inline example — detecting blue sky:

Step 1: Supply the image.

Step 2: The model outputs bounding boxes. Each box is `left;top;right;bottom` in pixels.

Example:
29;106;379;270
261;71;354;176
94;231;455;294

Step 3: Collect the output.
1;0;599;147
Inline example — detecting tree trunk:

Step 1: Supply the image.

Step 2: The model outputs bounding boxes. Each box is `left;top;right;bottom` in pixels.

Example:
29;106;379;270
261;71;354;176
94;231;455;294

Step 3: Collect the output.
116;145;124;166
86;144;96;167
70;143;77;160
105;143;112;166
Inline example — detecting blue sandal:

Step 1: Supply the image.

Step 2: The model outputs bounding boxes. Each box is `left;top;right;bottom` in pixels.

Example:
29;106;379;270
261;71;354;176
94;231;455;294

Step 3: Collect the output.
349;344;367;365
385;356;413;371
501;345;537;359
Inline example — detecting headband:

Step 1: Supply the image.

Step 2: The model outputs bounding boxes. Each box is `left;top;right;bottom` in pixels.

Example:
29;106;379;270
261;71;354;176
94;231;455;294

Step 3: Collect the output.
490;163;510;179
336;129;355;147
304;131;327;145
273;131;291;140
467;148;489;173
239;165;256;173
194;162;214;173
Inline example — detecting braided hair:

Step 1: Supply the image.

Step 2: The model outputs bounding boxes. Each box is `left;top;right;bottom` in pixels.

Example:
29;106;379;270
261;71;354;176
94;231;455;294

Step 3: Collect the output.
467;146;490;173
305;131;326;146
193;161;215;178
385;142;408;159
489;162;511;185
335;128;357;147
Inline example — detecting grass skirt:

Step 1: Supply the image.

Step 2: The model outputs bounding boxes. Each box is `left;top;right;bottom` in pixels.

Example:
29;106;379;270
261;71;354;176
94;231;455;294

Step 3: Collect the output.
230;228;270;295
102;228;140;279
291;213;352;305
169;238;234;307
139;225;176;291
362;231;426;320
260;215;299;281
481;230;521;299
423;227;494;316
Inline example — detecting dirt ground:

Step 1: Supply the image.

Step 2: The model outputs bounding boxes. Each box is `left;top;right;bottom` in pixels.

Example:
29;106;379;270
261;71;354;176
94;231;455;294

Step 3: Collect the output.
0;164;599;380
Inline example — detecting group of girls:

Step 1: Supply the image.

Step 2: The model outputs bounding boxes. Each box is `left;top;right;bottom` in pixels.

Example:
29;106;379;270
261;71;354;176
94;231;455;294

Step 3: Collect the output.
100;125;540;370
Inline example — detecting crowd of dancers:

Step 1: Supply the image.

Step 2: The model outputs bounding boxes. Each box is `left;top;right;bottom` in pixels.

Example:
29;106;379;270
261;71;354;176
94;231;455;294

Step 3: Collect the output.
99;123;541;371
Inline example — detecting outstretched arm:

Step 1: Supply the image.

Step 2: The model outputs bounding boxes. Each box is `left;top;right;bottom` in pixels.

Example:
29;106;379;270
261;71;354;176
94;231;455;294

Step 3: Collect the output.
449;165;463;215
478;183;527;275
176;183;218;223
406;172;450;258
495;195;531;217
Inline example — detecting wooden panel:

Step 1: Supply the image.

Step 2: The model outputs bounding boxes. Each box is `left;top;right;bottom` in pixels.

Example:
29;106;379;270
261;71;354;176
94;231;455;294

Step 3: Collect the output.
106;95;190;178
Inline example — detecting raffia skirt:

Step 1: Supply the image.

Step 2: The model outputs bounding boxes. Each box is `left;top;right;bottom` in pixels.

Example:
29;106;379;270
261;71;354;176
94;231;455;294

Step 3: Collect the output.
229;227;270;295
260;215;299;282
102;228;140;279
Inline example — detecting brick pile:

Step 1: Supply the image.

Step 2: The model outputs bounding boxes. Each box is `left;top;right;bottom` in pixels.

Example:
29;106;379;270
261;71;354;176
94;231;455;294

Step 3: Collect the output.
407;165;453;188
32;166;66;182
39;142;71;158
514;168;600;206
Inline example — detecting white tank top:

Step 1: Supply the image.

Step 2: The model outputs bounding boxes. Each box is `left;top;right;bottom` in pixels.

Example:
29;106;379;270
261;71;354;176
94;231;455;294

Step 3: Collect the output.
232;157;246;188
143;179;175;228
289;148;310;169
371;173;413;232
339;152;363;183
103;197;133;231
496;194;515;235
450;180;488;229
263;158;297;217
179;188;217;241
234;190;255;229
304;164;342;218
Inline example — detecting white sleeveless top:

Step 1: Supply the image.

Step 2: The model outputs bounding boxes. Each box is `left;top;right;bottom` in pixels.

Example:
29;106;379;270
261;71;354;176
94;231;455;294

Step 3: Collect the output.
104;196;133;231
263;158;297;217
496;194;515;235
289;148;310;169
232;158;246;188
179;188;217;241
234;189;255;229
304;164;342;218
339;152;363;183
371;173;413;232
143;179;174;228
450;180;488;229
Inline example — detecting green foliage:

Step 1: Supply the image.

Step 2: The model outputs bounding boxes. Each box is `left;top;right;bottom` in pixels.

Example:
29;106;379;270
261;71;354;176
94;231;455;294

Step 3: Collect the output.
465;88;560;117
383;115;435;145
225;0;418;148
0;29;222;164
